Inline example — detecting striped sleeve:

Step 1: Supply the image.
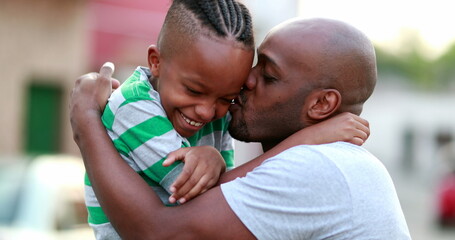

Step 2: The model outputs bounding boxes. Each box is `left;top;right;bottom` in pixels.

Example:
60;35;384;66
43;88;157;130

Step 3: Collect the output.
187;114;235;170
220;114;234;169
110;99;189;186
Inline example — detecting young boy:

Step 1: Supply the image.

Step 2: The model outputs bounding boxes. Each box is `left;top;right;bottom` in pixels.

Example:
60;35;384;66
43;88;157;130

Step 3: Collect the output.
83;1;369;239
84;1;254;239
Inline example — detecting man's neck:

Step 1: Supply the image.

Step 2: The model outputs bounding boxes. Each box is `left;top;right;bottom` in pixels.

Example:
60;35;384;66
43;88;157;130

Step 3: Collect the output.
261;141;278;153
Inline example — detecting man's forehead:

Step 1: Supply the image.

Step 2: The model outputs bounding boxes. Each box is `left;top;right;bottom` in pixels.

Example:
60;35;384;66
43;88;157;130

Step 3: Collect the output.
257;29;288;59
256;34;282;69
258;26;317;76
258;28;303;62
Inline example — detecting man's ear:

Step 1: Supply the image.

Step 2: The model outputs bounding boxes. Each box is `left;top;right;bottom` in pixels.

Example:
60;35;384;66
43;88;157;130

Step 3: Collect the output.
306;89;341;120
148;45;161;77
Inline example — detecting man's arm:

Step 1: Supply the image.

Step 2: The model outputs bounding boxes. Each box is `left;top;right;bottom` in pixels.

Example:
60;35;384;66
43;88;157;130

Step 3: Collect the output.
73;109;253;239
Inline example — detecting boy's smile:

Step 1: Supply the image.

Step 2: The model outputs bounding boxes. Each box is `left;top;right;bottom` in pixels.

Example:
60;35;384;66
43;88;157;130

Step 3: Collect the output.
148;36;254;138
180;113;204;127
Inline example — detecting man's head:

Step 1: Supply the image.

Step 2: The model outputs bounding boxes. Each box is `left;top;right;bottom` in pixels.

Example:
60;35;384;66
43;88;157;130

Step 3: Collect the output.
147;0;255;137
229;18;377;146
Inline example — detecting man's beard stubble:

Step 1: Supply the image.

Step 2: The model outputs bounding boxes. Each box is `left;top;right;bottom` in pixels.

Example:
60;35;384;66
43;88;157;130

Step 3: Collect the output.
228;117;251;142
228;90;252;142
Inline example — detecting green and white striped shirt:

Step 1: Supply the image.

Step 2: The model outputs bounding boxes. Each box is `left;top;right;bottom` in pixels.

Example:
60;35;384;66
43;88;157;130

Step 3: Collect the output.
84;67;234;239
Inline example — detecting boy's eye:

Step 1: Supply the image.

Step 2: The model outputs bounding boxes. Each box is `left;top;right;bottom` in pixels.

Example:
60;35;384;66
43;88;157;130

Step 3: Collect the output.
221;98;235;104
186;87;202;95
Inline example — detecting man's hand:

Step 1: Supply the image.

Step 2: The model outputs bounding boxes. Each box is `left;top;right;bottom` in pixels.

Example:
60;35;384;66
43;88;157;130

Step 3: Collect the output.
69;62;120;142
163;146;227;204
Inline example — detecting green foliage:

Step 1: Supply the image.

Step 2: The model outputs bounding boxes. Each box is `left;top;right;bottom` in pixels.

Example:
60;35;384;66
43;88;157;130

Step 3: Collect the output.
376;35;455;91
434;43;455;88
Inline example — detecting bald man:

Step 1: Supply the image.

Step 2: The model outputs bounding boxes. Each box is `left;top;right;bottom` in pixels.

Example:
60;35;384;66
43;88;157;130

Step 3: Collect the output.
70;18;411;239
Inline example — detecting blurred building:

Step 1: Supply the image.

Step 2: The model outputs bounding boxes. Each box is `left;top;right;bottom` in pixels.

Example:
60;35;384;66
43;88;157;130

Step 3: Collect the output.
0;0;87;156
0;0;170;157
2;0;452;175
87;0;168;78
0;0;299;162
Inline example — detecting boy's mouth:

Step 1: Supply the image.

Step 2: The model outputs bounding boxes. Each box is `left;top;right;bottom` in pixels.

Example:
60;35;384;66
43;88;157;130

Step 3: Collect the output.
180;113;204;127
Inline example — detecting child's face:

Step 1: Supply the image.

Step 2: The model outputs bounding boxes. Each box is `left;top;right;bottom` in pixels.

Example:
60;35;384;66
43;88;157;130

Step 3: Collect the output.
150;37;254;138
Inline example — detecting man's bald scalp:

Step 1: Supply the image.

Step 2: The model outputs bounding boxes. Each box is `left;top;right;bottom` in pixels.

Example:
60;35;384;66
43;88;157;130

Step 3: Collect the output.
315;18;377;113
274;18;377;115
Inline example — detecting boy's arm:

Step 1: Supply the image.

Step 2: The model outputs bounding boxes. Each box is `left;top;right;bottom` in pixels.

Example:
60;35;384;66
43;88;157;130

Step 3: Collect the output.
219;111;369;184
165;116;234;203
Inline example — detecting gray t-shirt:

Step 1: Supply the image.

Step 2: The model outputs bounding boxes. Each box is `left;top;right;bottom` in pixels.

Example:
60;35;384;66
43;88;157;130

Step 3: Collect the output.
221;142;411;240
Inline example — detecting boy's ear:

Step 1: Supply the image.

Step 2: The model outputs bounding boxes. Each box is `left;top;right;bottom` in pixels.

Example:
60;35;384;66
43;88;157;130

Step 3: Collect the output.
148;45;161;77
306;89;341;120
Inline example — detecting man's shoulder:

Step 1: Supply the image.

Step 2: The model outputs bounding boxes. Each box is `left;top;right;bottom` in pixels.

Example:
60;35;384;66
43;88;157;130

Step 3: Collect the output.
273;142;371;162
285;141;365;151
264;142;382;178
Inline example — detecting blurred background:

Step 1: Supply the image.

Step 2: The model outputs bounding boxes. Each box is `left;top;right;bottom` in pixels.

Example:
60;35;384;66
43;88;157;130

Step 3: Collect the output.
1;0;454;239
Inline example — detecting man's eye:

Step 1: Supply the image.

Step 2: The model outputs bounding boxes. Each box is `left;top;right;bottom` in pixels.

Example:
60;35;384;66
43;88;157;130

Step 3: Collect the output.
263;74;277;83
261;67;277;83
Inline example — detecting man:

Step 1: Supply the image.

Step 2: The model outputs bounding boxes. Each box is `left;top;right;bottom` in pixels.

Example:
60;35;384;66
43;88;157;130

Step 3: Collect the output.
70;18;411;239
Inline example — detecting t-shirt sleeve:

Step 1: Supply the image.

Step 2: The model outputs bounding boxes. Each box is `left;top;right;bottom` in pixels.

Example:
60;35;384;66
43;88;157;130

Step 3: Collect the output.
105;99;188;195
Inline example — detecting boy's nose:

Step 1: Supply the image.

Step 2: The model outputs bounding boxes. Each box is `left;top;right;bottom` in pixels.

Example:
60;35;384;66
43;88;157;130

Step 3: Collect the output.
195;102;216;122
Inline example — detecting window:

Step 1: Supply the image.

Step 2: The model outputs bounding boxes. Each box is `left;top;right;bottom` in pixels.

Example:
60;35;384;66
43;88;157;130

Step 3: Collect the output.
24;83;63;154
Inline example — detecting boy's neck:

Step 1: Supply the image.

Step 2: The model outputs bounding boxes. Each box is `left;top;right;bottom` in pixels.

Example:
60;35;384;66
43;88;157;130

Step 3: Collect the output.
149;77;158;90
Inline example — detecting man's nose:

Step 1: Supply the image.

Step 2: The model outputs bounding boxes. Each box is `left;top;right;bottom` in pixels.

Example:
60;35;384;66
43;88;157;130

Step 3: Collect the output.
195;101;216;122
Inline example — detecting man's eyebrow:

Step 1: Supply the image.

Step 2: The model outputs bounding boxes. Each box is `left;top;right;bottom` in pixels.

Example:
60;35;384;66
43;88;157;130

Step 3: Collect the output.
257;49;281;73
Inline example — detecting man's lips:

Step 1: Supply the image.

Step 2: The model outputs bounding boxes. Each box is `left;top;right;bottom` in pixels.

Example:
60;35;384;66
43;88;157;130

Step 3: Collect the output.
229;95;244;112
233;93;245;107
232;96;241;106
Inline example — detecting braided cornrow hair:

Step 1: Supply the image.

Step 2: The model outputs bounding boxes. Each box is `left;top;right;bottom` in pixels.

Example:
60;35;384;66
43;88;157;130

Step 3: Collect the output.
158;0;254;56
184;0;254;47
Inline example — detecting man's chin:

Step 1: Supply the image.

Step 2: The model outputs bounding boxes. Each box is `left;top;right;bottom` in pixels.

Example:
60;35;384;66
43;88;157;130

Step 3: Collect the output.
228;106;242;128
228;122;252;142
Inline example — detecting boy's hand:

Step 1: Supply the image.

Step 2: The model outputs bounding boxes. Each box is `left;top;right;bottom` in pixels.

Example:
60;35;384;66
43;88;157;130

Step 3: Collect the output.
163;146;226;204
304;112;370;146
